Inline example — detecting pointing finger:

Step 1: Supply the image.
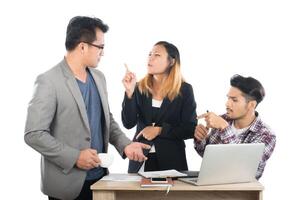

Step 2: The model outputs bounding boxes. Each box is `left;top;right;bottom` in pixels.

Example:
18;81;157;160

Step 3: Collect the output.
140;143;151;149
124;63;129;72
197;113;208;119
135;132;143;140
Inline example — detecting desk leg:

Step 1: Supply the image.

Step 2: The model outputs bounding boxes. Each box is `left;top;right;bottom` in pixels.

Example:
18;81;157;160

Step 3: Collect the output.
259;191;263;200
93;191;116;200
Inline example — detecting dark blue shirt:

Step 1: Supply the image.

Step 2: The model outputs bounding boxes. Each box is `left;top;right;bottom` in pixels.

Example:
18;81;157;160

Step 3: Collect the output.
76;69;105;180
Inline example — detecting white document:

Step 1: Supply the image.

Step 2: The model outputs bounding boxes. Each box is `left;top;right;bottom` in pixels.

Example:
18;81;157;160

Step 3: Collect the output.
138;169;187;178
101;173;142;182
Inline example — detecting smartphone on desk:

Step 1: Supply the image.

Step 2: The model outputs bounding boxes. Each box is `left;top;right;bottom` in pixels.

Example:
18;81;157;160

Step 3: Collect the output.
150;177;168;183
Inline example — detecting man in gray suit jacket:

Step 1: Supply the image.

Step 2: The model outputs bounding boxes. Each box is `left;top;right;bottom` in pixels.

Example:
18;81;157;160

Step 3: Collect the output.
24;16;150;200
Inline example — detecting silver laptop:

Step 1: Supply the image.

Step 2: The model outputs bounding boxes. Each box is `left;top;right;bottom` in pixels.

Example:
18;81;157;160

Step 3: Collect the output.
179;143;264;185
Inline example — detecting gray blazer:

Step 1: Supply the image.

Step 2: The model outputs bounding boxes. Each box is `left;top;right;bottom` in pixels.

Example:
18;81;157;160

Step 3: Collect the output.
24;59;131;200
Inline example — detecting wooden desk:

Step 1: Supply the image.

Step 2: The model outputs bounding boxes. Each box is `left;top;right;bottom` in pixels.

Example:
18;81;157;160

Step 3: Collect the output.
91;176;264;200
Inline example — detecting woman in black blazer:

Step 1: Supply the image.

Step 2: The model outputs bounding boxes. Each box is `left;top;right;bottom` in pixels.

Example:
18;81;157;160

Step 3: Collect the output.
122;41;197;173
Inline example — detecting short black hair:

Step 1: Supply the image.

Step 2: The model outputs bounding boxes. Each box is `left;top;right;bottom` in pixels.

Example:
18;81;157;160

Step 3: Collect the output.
230;74;265;105
155;41;180;66
65;16;109;51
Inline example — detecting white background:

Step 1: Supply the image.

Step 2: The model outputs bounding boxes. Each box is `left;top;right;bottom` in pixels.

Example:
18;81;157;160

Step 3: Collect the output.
0;0;299;199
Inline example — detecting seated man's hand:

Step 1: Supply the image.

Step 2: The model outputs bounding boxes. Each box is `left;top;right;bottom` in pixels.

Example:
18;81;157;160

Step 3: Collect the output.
76;148;100;170
194;124;208;141
124;142;151;162
198;112;229;130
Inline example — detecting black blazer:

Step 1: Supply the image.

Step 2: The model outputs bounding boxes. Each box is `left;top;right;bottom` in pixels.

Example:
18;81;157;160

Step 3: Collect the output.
122;82;197;173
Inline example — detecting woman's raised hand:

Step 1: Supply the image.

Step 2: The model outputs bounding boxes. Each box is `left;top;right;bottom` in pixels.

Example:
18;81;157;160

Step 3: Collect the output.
122;63;137;98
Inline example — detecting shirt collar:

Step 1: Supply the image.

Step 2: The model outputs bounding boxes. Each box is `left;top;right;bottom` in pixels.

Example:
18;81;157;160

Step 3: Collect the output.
223;111;262;133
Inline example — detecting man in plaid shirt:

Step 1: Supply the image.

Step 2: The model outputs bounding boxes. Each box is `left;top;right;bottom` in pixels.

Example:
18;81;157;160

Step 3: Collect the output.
194;74;276;180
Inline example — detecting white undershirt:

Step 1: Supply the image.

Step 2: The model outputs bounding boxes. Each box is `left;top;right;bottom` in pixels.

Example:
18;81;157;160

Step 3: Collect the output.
149;99;162;153
152;99;163;108
231;122;250;136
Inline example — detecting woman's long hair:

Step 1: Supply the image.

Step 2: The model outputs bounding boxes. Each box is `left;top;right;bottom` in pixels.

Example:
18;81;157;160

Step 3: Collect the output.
138;41;184;101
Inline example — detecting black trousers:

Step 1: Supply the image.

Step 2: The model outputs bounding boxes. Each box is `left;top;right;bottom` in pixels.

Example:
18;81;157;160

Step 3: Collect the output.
48;178;100;200
144;153;159;171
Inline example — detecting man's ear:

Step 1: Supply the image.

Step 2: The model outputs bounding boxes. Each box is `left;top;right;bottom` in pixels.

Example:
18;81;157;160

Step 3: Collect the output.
78;42;85;52
248;100;257;109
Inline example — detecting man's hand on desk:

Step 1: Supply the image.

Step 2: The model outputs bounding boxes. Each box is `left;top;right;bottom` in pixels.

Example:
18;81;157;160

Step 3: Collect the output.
124;142;151;162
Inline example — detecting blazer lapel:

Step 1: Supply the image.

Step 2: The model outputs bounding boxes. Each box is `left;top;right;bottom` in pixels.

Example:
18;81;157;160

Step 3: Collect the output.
89;70;109;120
60;59;91;134
143;94;153;126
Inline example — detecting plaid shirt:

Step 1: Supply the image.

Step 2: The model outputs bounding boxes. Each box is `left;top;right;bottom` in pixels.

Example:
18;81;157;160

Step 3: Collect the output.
194;112;276;179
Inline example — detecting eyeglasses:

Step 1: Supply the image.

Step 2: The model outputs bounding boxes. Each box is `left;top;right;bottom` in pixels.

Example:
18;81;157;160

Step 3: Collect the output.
82;41;104;50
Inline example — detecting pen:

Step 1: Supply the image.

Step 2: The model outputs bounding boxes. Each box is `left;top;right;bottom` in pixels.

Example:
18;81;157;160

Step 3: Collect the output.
166;185;171;195
197;110;209;119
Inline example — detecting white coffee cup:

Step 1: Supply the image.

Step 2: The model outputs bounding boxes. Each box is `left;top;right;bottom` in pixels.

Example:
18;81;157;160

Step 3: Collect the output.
98;153;114;168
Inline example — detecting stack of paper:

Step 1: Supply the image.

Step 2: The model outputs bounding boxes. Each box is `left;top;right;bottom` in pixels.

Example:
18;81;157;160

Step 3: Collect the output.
138;169;187;178
101;173;141;182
